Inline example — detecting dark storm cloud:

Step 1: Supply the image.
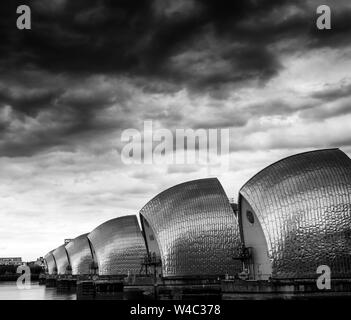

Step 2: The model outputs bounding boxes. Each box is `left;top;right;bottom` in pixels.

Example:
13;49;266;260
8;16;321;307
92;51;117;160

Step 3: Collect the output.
0;0;312;90
0;72;135;156
311;81;351;102
2;0;350;91
247;100;313;117
192;116;247;129
0;86;61;116
0;0;350;157
298;79;351;121
301;99;351;121
0;109;128;157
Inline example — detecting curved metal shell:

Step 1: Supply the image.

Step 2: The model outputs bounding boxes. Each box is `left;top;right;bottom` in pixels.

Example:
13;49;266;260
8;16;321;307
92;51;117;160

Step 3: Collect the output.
52;244;70;275
87;215;147;276
239;148;351;279
44;251;57;275
65;233;94;275
139;178;242;278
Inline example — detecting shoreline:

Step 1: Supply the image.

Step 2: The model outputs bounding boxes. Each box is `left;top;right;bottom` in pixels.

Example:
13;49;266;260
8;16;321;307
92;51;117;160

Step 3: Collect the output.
0;274;40;281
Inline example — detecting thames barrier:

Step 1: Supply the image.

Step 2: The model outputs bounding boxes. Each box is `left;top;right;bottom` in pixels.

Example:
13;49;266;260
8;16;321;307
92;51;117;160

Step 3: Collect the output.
41;148;351;299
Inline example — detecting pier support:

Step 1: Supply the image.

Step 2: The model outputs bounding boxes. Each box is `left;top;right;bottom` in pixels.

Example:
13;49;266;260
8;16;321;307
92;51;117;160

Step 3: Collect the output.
57;277;77;292
221;278;351;299
45;275;57;288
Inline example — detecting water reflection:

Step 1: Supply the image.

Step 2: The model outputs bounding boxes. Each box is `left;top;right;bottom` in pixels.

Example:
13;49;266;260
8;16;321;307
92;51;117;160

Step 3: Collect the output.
0;281;76;300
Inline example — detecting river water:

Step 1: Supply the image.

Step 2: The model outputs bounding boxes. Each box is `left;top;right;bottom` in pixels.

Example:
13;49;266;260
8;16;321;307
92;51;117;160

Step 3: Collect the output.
0;281;76;300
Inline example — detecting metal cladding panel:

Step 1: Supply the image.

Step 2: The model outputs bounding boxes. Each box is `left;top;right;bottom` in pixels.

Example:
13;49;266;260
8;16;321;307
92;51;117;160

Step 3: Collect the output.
139;178;242;277
240;149;351;279
87;215;147;276
44;252;56;275
65;233;93;275
52;245;70;275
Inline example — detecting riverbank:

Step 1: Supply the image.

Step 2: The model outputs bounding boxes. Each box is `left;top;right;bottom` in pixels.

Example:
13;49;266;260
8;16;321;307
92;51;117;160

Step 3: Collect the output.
0;274;40;281
0;264;43;281
0;281;76;300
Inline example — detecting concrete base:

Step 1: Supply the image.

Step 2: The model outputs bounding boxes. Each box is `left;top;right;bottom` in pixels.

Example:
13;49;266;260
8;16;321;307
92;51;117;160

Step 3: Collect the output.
38;274;46;285
77;281;95;300
45;277;57;288
221;279;351;300
57;278;77;292
156;278;221;300
55;274;351;300
77;279;124;300
76;276;221;300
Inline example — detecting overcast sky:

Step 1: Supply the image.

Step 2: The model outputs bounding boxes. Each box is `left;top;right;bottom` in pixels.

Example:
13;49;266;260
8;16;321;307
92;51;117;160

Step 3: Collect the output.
1;0;351;261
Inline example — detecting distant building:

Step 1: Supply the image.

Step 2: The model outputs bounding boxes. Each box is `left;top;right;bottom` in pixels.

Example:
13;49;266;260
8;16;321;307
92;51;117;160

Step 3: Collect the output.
34;257;46;267
0;257;22;265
